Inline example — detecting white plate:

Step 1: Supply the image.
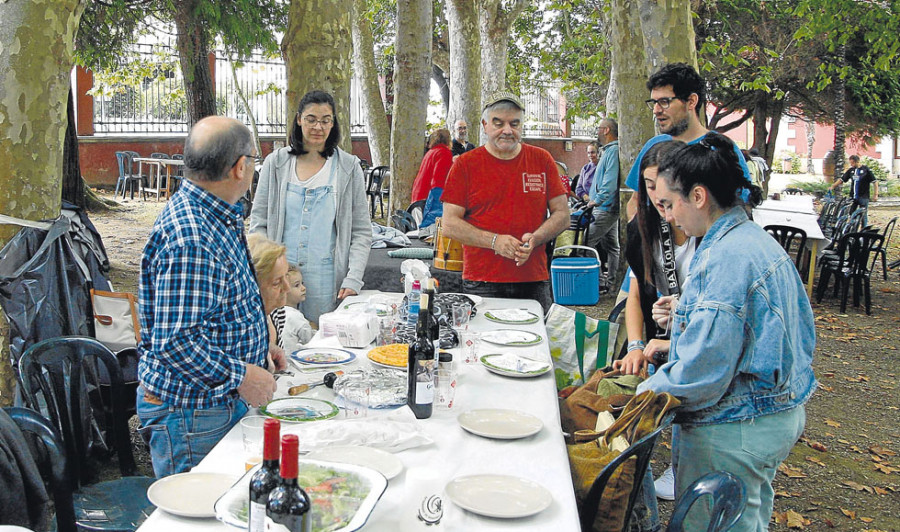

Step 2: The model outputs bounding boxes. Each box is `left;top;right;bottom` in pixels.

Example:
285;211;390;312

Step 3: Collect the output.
445;474;552;518
483;309;540;324
291;347;356;365
479;354;552;378
480;329;543;346
457;408;543;440
147;472;238;518
307;445;404;480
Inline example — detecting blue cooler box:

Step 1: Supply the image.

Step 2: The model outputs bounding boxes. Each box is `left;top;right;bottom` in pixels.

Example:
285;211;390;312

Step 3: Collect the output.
551;245;600;305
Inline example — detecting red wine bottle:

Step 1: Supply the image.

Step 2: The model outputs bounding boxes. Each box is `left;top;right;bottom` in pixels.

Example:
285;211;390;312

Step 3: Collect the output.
407;293;435;419
266;434;312;532
423;279;440;343
248;418;280;532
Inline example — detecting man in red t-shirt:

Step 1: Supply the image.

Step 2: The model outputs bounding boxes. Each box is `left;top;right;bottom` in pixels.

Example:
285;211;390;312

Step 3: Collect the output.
441;91;569;311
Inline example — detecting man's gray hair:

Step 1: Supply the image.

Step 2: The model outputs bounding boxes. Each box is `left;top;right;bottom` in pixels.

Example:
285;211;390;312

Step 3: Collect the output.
184;119;253;182
482;100;524;122
600;118;618;138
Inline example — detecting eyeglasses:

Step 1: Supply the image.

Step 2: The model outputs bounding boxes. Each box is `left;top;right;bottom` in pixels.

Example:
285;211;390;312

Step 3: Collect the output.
231;154;256;168
645;97;682;110
301;115;334;127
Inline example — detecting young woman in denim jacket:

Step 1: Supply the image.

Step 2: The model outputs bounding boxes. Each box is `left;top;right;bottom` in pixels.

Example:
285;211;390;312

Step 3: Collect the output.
640;132;817;531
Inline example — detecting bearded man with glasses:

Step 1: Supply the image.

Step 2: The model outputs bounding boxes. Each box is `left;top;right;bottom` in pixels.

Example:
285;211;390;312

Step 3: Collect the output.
624;63;753;219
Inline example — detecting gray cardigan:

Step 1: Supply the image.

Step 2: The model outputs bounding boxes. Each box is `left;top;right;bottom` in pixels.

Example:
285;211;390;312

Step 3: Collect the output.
249;146;372;293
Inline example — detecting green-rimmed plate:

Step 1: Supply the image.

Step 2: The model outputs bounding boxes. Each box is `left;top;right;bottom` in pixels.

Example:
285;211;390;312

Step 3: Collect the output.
480;329;542;347
260;397;339;422
480;354;552;378
483;309;540;325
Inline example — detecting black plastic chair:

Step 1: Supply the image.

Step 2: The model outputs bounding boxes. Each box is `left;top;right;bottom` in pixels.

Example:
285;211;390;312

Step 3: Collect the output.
666;471;747;532
114;152;145;201
6;406;155;532
18;336;140;483
815;232;884;314
568;206;594;246
782;188;802;195
5;406;78;532
869;216;896;280
764;224;808;270
367;166;389;218
579;413;674;532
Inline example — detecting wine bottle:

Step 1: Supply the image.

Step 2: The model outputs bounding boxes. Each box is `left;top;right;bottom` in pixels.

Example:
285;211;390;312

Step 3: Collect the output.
266;434;312;532
248;418;280;532
407;293;435;419
423;278;440;343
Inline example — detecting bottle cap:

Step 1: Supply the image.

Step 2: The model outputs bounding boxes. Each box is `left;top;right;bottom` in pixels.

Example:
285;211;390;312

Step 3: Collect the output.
412;280;421;290
438;352;453;363
280;434;299;478
263;418;281;461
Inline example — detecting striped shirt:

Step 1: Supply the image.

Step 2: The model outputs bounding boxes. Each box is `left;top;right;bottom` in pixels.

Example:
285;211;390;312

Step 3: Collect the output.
138;179;268;409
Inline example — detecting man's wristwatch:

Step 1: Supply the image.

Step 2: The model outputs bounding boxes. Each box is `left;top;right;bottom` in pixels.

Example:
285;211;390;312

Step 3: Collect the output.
627;340;645;353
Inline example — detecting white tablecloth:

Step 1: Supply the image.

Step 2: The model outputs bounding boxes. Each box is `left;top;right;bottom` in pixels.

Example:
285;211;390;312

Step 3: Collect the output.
137;293;580;531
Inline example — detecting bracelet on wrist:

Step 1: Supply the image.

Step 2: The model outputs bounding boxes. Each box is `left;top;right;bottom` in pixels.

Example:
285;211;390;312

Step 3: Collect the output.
626;340;645;353
490;233;498;253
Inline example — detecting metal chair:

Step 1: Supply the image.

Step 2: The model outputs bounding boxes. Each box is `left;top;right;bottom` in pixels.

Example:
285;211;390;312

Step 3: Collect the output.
5;406;154;532
816;232;884;314
367;166;389;218
764;225;808;270
666;471;747;532
4;406;77;532
579;413;674;532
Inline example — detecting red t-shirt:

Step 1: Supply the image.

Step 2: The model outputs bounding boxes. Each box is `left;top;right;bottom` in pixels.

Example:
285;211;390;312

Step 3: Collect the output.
441;144;566;283
411;144;453;202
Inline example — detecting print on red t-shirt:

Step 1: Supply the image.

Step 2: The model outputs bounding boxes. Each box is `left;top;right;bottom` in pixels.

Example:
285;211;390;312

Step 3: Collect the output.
441;144;566;283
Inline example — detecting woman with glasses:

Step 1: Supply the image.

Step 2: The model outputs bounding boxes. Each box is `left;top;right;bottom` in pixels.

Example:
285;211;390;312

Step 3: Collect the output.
250;90;372;325
638;132;816;530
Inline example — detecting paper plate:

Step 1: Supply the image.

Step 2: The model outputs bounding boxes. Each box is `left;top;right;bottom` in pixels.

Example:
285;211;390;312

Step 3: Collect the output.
480;329;542;347
260;397;339;422
307;446;404;480
291;347;356;365
457;408;543;440
445;474;552;518
215;459;387;531
480;353;552;378
148;472;238;518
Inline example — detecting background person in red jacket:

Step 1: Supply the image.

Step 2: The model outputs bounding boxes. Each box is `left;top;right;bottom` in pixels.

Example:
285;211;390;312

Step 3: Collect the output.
411;129;453;204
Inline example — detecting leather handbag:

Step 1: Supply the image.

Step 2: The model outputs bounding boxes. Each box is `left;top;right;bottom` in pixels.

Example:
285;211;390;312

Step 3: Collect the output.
560;367;646;435
567;391;680;532
90;289;140;352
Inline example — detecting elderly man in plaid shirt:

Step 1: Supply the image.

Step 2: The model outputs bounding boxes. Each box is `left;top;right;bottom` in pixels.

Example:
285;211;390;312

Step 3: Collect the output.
136;116;287;478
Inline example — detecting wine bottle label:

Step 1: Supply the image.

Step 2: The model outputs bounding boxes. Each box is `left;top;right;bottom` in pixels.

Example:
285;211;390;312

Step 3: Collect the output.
414;359;434;404
249;502;266;532
266;516;311;532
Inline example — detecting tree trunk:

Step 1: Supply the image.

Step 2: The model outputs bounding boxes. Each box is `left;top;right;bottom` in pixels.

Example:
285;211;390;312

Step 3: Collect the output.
351;0;391;167
806;118;816;174
63;87;85;209
0;0;87;405
432;64;450;122
390;0;432;213
752;102;771;163
229;57;262;158
283;0;354;154
477;0;528;101
606;60;618;119
832;44;847;178
447;0;482;134
173;0;216;126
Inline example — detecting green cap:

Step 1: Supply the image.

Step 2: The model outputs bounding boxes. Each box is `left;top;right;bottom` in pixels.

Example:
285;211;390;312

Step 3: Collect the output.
483;90;525;111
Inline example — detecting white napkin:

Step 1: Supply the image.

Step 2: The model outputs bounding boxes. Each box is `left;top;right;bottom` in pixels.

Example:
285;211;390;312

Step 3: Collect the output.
482;330;537;344
486;353;550;373
486;308;536;321
283;406;434;453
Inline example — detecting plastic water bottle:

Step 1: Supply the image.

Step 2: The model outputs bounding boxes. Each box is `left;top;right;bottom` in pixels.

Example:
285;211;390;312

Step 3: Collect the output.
407;280;421;325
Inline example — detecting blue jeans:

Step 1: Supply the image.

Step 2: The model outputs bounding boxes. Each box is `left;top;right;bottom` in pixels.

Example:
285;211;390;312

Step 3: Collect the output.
672;406;806;532
136;387;248;478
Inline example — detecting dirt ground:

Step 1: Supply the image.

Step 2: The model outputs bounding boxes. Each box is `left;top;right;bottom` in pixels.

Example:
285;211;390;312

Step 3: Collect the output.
88;188;900;531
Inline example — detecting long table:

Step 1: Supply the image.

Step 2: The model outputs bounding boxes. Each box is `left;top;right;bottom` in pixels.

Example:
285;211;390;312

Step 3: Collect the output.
752;198;828;297
363;241;463;293
137;292;580;531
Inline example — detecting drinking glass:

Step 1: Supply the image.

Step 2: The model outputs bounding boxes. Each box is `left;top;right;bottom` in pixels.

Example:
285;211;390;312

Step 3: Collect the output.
460;330;481;364
451;303;472;330
240;416;268;471
434;369;457;409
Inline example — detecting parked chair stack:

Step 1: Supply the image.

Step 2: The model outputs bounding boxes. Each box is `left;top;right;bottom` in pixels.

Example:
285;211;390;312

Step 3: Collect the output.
816;231;884;314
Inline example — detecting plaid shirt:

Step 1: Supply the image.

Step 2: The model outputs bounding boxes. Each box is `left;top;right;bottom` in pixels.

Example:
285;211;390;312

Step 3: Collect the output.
138;180;267;409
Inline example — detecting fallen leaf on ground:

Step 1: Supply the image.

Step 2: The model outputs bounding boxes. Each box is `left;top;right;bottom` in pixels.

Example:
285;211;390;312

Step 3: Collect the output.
841;508;856;519
869;445;896;457
787;509;809;528
873;463;899;474
825;419;841;428
779;463;808;478
843;480;874;493
808;440;828;452
873;486;889;495
860;517;874;523
806;456;826;467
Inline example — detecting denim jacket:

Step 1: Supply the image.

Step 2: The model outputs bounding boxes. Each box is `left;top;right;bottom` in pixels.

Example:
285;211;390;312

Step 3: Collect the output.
638;207;817;426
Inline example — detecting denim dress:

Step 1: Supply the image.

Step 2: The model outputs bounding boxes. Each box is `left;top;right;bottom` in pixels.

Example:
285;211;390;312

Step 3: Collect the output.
284;159;338;324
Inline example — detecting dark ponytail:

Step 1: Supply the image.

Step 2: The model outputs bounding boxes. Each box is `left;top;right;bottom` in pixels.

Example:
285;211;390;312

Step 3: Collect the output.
658;132;763;209
636;140;683;285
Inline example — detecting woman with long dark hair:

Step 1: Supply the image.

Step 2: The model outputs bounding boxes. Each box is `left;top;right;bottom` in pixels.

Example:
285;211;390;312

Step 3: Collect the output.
250;90;372;324
638;132;816;530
